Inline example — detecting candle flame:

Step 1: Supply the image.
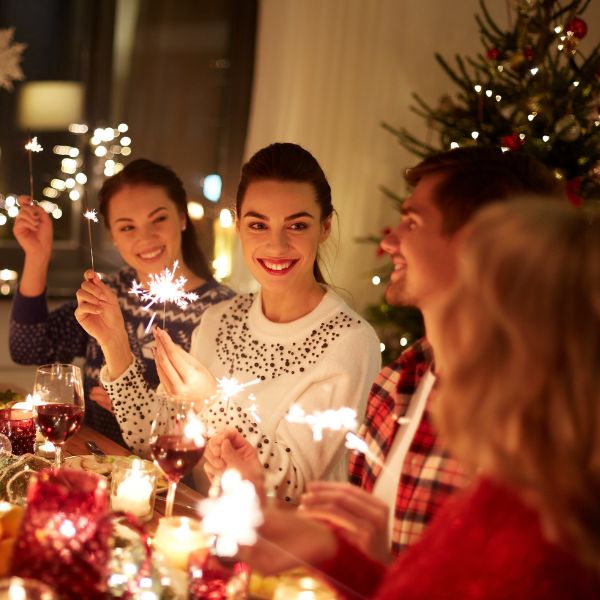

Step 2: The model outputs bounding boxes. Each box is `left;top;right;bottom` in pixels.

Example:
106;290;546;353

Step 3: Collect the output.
197;469;263;556
286;405;358;441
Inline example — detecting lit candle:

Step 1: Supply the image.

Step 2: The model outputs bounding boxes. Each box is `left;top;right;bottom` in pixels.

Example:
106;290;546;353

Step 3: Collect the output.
35;439;56;460
153;516;207;571
110;459;156;521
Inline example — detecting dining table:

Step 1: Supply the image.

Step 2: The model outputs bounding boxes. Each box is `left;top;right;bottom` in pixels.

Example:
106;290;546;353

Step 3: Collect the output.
64;424;204;532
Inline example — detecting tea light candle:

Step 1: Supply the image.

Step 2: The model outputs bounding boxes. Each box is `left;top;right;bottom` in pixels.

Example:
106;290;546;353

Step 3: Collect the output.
153;516;207;571
110;459;156;521
35;439;56;460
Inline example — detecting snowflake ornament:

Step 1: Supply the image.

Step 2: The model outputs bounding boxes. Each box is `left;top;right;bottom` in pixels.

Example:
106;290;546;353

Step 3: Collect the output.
0;28;26;91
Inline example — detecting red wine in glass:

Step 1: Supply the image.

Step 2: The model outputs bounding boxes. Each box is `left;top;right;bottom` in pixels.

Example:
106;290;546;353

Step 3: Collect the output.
33;363;85;467
150;396;206;517
35;403;84;444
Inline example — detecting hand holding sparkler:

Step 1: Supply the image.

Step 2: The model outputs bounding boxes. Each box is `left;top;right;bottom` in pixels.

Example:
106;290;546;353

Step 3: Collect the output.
299;480;392;564
75;270;128;351
153;327;216;401
204;428;265;495
12;195;53;260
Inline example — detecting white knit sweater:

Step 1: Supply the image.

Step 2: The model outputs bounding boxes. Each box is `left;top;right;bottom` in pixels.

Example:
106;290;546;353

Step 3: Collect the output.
103;288;381;501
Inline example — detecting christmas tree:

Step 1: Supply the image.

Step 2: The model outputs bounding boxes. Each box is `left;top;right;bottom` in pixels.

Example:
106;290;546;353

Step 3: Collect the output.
367;0;599;364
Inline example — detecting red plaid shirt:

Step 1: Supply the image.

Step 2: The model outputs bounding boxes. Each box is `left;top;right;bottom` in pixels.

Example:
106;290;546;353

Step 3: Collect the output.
348;338;469;555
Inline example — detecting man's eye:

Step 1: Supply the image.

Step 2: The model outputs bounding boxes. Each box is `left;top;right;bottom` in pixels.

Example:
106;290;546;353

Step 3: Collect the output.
249;222;267;230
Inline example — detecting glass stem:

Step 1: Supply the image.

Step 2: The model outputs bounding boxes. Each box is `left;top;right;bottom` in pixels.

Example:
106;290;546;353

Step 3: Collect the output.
54;444;62;468
165;481;177;517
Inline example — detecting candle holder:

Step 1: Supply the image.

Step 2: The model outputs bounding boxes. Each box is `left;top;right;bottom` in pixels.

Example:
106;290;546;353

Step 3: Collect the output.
0;408;36;455
110;459;157;522
10;469;113;600
153;516;208;571
188;552;250;600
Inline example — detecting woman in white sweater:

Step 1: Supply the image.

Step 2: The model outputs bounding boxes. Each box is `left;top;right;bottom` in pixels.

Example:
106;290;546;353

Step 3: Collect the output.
76;143;381;500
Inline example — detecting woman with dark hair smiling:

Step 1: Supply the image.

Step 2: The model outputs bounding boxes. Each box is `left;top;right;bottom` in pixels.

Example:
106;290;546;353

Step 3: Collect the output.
10;159;233;446
80;143;381;500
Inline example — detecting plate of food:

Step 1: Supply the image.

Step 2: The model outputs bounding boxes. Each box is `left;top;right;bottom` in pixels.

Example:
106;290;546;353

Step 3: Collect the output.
64;455;169;491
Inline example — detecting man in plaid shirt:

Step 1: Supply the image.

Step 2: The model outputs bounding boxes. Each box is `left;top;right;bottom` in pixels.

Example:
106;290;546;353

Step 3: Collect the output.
301;146;563;562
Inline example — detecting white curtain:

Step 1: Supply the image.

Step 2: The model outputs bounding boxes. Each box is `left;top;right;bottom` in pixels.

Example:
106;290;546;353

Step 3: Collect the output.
233;0;531;309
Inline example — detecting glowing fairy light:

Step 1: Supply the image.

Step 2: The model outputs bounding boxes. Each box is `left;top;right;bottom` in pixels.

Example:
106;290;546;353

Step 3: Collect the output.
286;405;358;441
130;260;199;331
197;469;263;557
25;136;43;201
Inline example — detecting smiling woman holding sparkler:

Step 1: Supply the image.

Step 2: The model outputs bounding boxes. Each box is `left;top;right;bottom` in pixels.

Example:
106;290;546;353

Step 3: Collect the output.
10;159;233;446
96;143;381;499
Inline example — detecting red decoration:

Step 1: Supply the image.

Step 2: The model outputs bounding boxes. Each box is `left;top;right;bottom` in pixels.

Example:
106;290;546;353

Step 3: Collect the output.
500;133;523;151
523;47;534;61
189;553;250;600
486;47;501;61
11;469;113;599
0;408;35;455
565;17;587;39
566;177;583;208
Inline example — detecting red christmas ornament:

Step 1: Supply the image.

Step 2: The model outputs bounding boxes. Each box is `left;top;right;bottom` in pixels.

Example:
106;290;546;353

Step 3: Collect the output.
566;177;583;208
486;47;501;61
500;133;523;151
523;46;535;61
565;17;587;39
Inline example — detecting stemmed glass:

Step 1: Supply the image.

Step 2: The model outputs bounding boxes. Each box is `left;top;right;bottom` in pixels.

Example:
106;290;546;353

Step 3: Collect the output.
149;395;206;517
32;363;85;468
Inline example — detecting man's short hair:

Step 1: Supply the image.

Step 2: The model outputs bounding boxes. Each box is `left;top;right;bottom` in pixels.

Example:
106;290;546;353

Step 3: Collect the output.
405;146;565;234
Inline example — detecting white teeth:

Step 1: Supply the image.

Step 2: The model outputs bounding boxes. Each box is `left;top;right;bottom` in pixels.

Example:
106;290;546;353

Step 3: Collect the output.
139;248;163;259
263;260;292;271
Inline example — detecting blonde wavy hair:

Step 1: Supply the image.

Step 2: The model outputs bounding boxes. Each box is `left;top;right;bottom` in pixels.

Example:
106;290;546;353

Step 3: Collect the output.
434;200;600;569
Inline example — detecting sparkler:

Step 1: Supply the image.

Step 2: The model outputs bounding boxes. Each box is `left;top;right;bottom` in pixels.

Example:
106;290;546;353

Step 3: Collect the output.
129;260;199;331
83;209;98;271
344;432;385;469
24;136;43;202
197;469;263;557
285;405;358;441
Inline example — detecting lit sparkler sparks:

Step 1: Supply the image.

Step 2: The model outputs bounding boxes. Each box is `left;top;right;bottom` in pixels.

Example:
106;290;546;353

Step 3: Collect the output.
24;136;43;202
216;376;260;400
285;405;358;441
197;469;263;557
129;260;199;331
83;209;98;270
344;432;385;469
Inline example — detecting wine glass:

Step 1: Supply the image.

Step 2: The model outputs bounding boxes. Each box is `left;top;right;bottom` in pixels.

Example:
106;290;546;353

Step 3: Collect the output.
149;395;206;517
32;363;85;468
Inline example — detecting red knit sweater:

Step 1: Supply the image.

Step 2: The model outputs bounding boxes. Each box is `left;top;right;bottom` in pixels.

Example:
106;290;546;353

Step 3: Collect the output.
318;478;600;599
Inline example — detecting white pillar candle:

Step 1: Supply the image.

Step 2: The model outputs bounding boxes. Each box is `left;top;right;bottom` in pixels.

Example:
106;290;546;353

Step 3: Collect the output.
153;516;207;571
110;459;156;520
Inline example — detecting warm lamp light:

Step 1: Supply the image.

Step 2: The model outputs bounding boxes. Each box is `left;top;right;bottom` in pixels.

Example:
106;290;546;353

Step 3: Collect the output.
18;81;84;130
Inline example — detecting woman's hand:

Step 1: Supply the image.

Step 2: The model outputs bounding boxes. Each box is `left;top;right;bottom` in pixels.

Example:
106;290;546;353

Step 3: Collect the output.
89;386;113;413
204;428;264;494
75;270;133;381
153;327;217;401
75;270;126;347
299;481;392;564
12;195;53;260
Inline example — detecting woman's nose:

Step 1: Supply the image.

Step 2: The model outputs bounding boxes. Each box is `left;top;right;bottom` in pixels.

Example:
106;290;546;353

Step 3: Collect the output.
267;228;289;252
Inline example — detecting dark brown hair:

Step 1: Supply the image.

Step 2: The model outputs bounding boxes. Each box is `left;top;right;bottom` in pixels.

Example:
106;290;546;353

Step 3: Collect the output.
405;146;565;234
235;143;333;284
98;158;213;281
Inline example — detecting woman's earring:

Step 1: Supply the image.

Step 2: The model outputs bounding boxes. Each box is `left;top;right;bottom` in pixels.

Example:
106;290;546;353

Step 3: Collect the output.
181;223;187;232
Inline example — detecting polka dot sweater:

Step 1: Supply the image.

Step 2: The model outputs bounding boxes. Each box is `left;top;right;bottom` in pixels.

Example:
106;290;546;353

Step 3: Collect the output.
104;288;381;501
9;267;234;447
